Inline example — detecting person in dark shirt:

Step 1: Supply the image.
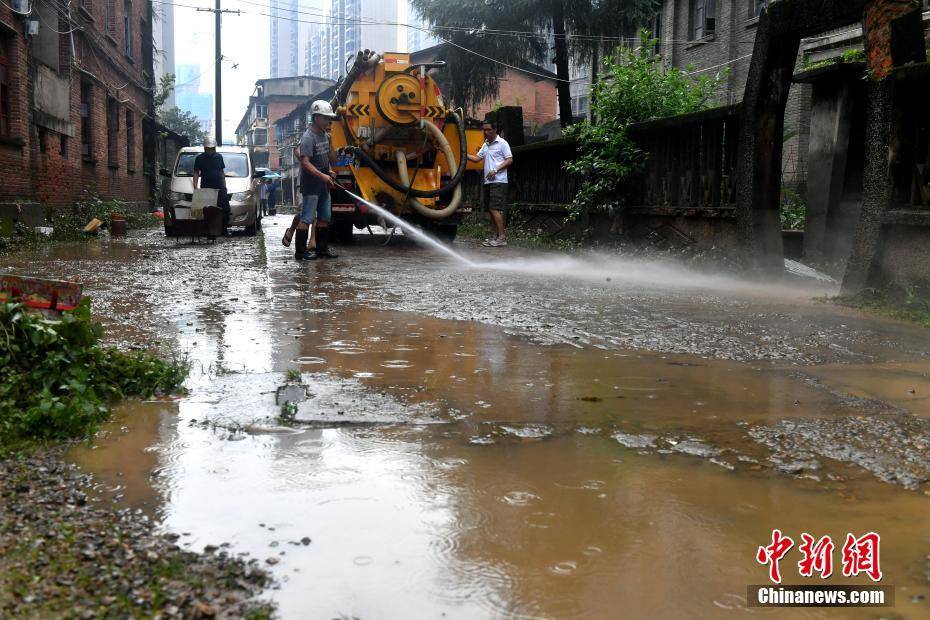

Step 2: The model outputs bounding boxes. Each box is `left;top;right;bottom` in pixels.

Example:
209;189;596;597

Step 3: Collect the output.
192;135;230;235
294;100;339;260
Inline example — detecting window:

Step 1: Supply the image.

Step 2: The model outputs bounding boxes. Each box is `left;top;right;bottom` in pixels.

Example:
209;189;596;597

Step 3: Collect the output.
125;108;134;169
751;0;769;18
252;128;267;146
80;81;92;158
690;0;716;40
34;0;61;69
123;0;132;57
0;35;10;137
105;0;115;34
106;96;119;165
60;134;68;157
255;104;267;118
174;152;249;177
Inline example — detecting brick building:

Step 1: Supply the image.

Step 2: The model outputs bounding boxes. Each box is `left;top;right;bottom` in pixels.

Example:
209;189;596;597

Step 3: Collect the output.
234;76;334;171
655;0;930;192
411;44;559;133
0;0;156;215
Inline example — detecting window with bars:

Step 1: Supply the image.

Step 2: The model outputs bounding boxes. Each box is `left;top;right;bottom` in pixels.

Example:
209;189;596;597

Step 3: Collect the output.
0;35;10;138
107;96;119;165
80;81;93;158
690;0;717;40
105;0;116;34
751;0;769;18
123;0;132;57
125;108;134;169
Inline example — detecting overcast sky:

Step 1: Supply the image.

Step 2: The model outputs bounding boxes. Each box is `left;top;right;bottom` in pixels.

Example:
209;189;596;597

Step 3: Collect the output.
173;0;323;139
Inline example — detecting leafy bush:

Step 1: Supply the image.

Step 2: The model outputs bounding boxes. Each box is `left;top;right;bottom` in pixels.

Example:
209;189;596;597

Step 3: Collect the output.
0;300;188;447
780;188;807;230
564;31;723;215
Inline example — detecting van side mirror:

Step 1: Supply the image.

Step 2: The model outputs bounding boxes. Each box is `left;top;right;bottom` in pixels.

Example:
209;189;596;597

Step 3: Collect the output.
252;170;266;179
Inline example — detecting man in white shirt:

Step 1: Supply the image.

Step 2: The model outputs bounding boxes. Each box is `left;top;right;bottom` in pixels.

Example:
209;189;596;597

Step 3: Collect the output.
468;120;513;247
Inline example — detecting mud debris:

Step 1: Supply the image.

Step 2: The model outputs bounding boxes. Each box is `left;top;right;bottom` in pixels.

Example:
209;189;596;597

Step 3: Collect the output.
0;449;274;618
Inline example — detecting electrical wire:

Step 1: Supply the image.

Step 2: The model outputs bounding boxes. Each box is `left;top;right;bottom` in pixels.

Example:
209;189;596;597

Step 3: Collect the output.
0;0;32;15
685;53;753;76
154;0;709;45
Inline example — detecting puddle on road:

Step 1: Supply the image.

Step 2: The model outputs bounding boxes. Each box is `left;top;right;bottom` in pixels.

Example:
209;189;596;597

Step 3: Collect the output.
71;403;930;619
69;306;930;618
15;224;929;617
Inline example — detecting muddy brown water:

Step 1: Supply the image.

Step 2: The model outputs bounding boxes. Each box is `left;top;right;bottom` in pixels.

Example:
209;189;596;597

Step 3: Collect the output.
4;220;929;618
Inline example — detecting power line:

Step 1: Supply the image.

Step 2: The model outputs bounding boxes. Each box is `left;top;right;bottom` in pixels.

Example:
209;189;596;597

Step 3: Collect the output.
156;0;709;45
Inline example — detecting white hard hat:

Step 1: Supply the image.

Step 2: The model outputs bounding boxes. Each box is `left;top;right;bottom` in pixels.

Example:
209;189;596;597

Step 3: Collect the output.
203;135;217;148
310;100;337;119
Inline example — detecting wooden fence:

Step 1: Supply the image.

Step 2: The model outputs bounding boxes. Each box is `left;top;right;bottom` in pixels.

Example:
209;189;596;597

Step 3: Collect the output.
505;104;742;214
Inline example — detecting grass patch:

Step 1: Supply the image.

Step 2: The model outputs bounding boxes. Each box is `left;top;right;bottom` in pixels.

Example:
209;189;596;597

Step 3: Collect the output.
458;211;581;251
832;288;930;328
0;299;188;451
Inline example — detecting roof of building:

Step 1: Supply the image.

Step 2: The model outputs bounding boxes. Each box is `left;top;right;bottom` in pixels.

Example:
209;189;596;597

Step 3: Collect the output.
273;83;339;132
410;43;559;82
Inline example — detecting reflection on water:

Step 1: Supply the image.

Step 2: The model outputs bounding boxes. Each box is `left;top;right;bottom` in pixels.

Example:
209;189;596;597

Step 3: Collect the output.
38;224;930;618
72;405;930;619
69;302;930;618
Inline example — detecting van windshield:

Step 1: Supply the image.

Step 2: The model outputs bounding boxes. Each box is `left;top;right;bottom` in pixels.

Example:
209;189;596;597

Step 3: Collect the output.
174;152;250;178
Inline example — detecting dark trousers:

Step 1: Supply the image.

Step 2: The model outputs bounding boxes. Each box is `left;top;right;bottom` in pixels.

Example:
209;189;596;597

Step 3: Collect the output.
215;188;230;230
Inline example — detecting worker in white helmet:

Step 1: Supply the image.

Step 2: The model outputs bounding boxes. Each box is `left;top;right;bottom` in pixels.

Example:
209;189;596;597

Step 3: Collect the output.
294;100;339;260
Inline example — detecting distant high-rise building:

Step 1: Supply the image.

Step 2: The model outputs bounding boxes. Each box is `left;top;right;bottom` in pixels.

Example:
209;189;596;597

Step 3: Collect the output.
404;0;438;53
309;0;402;81
153;1;176;108
175;63;214;134
270;0;300;77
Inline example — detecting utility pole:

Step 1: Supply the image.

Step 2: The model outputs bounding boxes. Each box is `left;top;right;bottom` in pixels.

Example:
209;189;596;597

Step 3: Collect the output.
197;1;240;145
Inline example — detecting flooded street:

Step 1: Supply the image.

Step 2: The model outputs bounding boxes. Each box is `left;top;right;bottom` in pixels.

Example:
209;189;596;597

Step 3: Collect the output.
7;218;930;618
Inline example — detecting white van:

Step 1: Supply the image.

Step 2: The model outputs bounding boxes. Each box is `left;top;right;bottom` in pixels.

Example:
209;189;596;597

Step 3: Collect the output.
160;146;264;236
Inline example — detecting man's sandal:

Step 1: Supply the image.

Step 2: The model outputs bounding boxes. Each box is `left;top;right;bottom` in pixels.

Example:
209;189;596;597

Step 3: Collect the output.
282;227;294;247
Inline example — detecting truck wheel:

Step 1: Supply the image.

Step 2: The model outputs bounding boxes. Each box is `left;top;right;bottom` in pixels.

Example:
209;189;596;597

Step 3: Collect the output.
435;224;458;244
335;221;355;244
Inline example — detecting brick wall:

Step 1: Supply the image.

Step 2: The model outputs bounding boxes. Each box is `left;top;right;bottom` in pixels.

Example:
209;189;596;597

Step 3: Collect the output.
473;71;558;130
0;0;153;214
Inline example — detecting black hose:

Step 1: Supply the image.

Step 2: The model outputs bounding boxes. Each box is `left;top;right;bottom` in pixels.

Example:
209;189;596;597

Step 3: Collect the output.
345;111;468;199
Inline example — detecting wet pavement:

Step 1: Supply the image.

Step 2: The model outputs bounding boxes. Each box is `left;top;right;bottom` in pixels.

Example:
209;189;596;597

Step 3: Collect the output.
5;216;930;618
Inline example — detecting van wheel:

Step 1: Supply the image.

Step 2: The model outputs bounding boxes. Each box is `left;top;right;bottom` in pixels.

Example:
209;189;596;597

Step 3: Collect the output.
245;222;257;236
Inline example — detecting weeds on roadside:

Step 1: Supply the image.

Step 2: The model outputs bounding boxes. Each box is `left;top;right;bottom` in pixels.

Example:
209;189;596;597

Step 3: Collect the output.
0;299;188;450
0;194;160;256
832;287;930;329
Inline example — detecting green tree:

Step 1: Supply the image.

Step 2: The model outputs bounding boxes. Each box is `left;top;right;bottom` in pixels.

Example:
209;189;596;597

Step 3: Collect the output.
410;0;658;127
158;106;205;145
154;73;176;110
564;32;723;213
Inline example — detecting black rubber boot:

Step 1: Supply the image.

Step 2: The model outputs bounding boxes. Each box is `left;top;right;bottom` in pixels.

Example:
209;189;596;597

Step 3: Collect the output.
316;226;337;259
295;229;315;260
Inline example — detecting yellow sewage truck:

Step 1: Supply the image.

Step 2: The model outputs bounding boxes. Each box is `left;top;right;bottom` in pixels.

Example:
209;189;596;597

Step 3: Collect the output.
325;50;485;243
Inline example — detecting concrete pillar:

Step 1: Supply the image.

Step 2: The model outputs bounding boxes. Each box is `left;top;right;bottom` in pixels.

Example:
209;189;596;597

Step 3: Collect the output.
734;9;800;273
803;82;853;261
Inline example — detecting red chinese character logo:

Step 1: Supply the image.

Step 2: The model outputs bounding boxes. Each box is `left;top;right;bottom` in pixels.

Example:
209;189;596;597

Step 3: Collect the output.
757;529;795;584
841;532;882;582
797;533;834;578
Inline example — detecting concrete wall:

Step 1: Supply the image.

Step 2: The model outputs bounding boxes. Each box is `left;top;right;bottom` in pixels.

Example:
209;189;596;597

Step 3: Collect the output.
659;0;811;191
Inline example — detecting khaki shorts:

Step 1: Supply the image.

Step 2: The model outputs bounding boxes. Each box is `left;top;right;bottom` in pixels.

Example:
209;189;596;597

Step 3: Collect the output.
483;183;508;213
